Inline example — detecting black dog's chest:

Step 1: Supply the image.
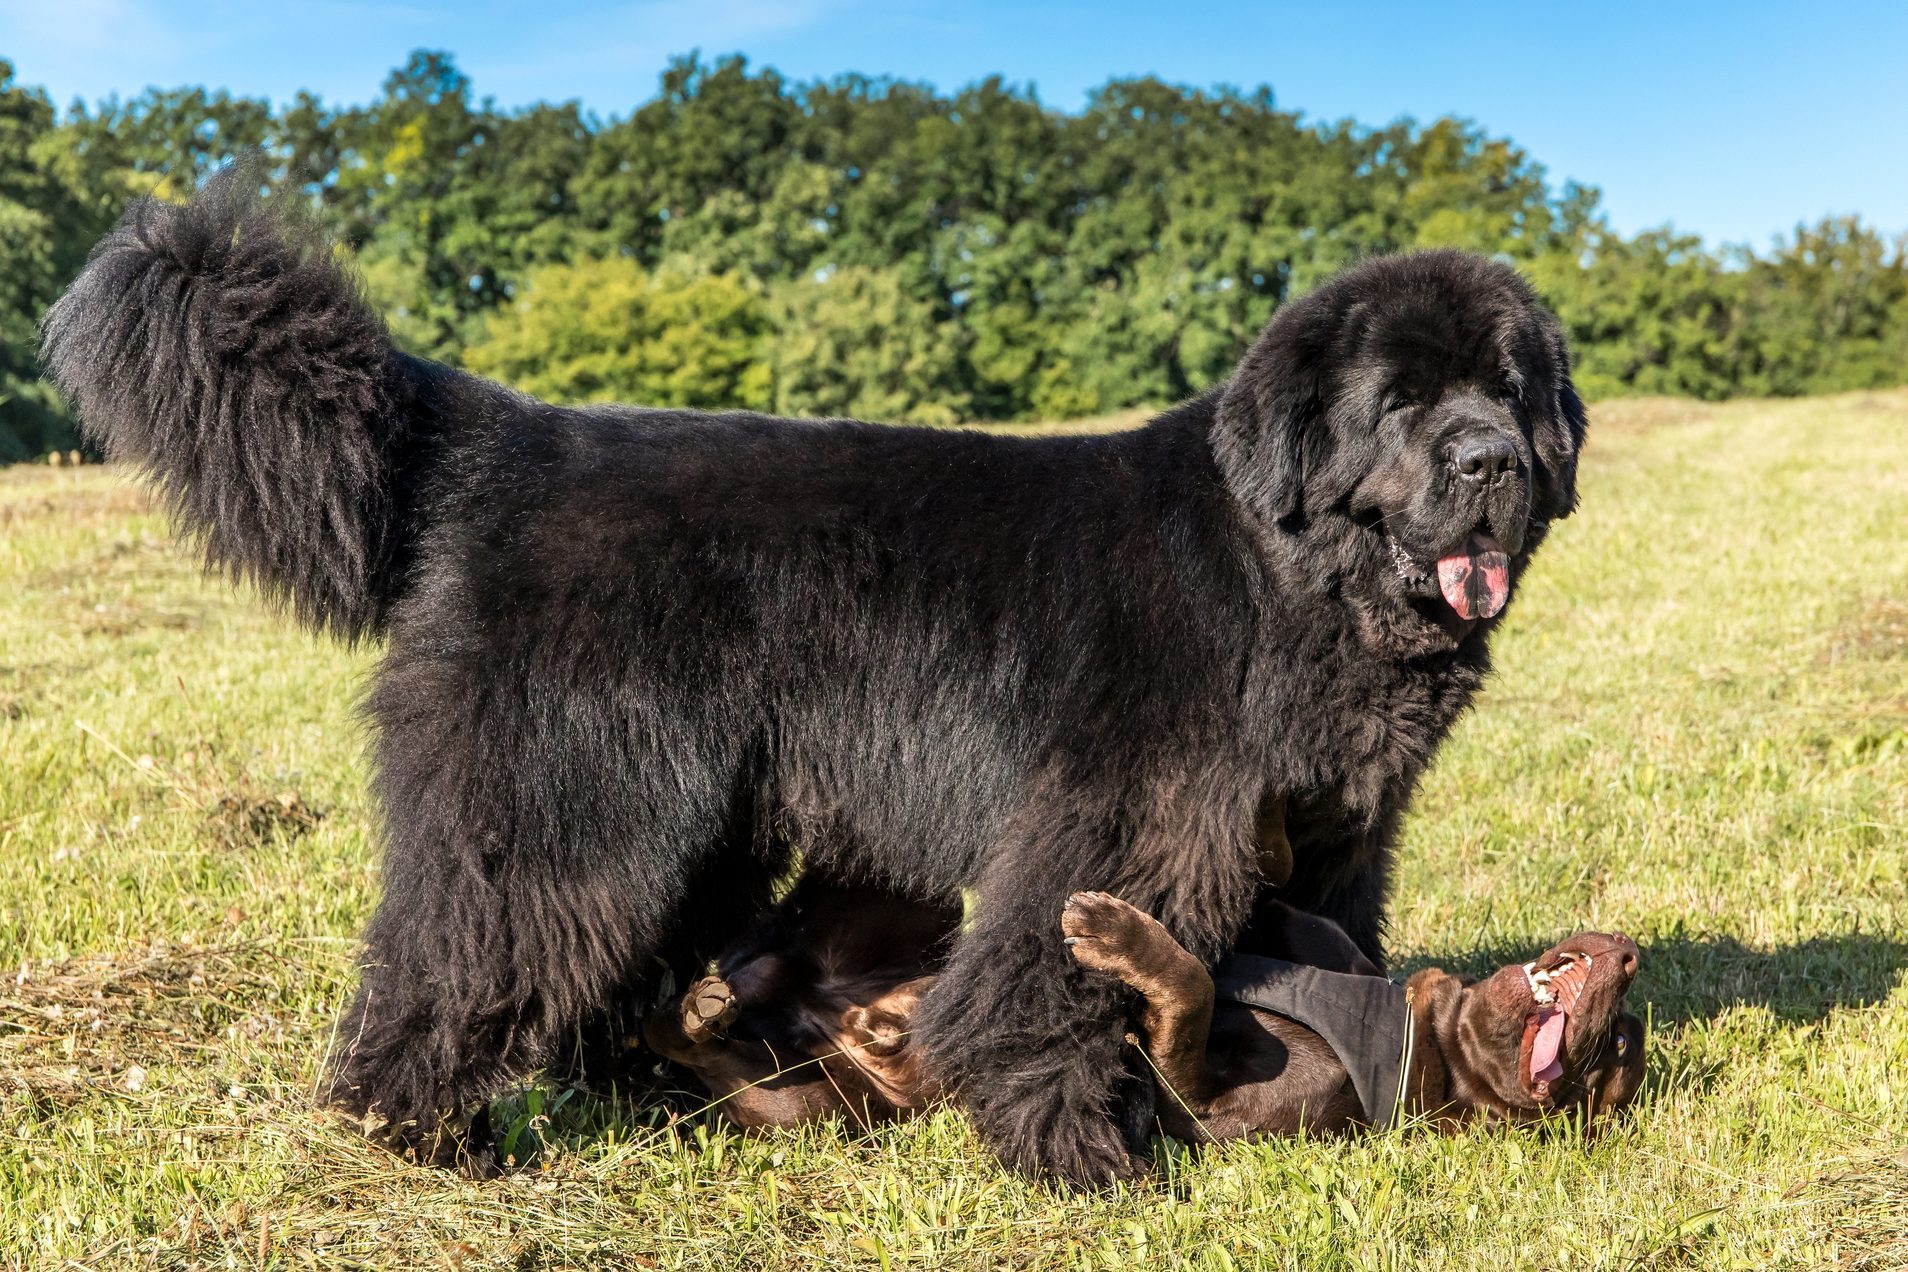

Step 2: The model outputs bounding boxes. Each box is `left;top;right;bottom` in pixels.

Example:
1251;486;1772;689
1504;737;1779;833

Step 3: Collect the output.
1258;643;1487;916
1277;651;1480;816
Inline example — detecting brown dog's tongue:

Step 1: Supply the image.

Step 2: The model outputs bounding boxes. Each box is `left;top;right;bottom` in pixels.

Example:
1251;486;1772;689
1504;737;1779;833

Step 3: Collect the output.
1437;534;1510;620
1530;1008;1567;1084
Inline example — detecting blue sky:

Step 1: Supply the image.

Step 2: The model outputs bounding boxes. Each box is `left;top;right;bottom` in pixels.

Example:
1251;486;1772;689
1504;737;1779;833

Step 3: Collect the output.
3;0;1903;250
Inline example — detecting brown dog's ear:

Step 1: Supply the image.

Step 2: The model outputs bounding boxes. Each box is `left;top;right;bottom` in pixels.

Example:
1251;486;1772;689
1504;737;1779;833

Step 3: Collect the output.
1404;967;1466;1007
1400;968;1464;1108
1405;968;1471;1053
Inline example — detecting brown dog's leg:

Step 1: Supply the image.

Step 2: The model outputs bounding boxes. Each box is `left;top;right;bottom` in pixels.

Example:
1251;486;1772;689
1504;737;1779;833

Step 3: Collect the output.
1062;892;1217;1121
643;975;739;1062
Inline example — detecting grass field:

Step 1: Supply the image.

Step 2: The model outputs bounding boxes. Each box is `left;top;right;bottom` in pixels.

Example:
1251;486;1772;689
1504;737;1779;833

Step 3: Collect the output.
2;392;1905;1270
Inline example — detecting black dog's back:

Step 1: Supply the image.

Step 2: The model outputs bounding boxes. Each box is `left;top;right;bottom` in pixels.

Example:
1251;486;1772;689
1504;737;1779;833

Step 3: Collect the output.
378;388;1259;887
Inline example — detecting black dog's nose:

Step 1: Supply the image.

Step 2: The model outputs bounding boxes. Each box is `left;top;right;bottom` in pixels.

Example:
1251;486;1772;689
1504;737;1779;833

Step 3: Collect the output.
1454;434;1517;482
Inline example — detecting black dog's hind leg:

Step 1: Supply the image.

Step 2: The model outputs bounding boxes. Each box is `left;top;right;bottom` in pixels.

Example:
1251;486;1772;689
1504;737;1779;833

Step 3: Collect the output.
325;821;700;1167
547;834;791;1096
324;660;748;1168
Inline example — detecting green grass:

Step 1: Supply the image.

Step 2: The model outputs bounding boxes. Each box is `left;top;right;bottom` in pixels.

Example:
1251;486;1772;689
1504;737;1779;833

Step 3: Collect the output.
3;392;1905;1270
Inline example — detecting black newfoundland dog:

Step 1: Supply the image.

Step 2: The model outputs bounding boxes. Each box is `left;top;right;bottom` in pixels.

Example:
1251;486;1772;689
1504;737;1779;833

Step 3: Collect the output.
43;171;1584;1185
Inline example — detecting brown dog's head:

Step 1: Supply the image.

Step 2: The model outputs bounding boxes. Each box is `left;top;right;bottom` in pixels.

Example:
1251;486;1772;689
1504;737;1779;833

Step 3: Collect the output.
1412;931;1645;1125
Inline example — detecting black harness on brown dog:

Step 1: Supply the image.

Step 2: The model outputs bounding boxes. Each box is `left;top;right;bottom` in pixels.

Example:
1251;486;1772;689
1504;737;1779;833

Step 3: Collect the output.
1211;954;1412;1127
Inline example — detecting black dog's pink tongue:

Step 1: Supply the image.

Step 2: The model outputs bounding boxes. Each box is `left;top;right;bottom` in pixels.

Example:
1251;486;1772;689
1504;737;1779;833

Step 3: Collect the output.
1437;534;1510;620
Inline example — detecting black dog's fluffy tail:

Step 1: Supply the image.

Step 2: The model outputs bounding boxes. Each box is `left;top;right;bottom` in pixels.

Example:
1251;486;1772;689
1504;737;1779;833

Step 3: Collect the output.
42;166;416;640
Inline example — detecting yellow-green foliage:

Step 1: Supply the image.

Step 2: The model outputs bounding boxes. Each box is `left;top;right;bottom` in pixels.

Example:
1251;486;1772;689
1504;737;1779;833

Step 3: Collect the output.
768;266;971;425
1;393;1904;1268
465;257;774;410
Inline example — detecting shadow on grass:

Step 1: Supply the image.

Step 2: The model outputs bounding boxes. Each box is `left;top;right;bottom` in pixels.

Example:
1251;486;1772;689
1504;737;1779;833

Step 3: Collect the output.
1400;929;1908;1027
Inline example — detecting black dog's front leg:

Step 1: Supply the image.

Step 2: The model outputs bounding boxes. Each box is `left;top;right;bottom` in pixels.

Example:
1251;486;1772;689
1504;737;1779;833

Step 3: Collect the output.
1283;806;1400;972
914;870;1142;1187
1309;862;1390;970
913;832;1253;1188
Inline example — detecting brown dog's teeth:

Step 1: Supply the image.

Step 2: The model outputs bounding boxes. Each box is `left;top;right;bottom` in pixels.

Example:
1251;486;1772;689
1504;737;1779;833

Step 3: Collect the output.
1524;962;1558;1005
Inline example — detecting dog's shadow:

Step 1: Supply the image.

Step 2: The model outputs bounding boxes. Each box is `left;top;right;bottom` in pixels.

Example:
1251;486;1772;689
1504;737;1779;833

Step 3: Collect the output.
1399;929;1908;1028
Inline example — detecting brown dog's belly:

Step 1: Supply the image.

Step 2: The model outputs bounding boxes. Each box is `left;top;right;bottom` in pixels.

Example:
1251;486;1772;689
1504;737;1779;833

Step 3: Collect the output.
658;981;1366;1144
1176;1006;1364;1141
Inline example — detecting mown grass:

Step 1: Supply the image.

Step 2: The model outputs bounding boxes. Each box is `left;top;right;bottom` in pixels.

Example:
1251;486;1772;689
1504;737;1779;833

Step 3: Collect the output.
2;392;1905;1270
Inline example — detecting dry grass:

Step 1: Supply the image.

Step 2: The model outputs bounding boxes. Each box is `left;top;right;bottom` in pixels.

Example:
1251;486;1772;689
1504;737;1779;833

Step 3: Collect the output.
962;406;1158;436
2;393;1905;1269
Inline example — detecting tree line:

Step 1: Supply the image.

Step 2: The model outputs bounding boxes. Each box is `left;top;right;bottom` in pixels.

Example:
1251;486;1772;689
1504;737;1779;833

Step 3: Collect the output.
4;49;1905;460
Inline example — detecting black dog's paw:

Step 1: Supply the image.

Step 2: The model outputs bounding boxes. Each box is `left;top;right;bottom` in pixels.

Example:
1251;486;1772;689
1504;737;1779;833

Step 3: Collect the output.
454;1103;506;1180
679;975;739;1044
1018;1119;1150;1193
350;1104;504;1179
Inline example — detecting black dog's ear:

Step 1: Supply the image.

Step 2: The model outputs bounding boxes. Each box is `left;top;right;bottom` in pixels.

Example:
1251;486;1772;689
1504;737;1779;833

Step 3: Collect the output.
1531;324;1588;521
1214;380;1308;527
1211;307;1334;530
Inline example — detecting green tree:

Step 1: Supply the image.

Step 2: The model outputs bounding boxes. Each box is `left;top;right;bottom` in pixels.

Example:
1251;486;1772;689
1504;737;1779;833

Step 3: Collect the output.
769;266;969;424
59;84;273;203
1732;218;1908;395
1531;230;1743;400
0;60;103;460
576;55;802;266
465;256;772;409
329;52;593;361
5;48;1908;460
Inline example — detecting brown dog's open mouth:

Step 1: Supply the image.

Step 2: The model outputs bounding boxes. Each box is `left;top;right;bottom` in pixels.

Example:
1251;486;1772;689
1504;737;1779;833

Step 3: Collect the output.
1523;950;1593;1090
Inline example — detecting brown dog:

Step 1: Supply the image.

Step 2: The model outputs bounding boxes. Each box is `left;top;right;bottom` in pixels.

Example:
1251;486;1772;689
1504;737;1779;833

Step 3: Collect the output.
1059;892;1644;1140
641;882;957;1128
645;882;1644;1140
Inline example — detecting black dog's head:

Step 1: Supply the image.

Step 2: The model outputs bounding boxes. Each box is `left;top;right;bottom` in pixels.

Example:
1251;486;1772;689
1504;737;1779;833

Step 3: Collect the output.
1212;251;1586;649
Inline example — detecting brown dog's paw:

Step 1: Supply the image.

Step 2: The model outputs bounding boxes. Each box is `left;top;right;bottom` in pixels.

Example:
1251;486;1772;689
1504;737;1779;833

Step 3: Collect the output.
843;1004;911;1057
680;975;738;1043
1061;891;1170;980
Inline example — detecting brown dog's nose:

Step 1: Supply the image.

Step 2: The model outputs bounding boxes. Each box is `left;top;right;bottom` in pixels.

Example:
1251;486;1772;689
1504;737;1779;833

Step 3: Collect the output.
1454;433;1517;483
1613;933;1640;980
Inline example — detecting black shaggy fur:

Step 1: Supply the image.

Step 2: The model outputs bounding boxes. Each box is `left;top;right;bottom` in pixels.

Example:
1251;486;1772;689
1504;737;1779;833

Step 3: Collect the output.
43;169;1586;1186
